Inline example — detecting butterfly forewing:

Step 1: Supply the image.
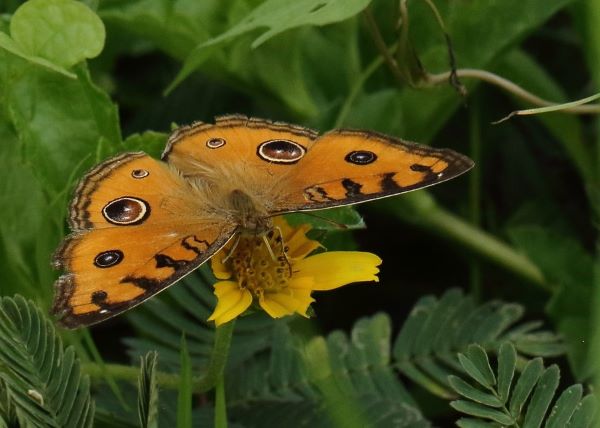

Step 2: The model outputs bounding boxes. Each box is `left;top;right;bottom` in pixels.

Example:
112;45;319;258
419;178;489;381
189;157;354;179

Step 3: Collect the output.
53;153;235;328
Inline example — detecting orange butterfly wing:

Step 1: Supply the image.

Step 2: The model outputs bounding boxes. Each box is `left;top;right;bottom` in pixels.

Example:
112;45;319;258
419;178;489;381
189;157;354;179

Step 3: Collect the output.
276;129;474;211
53;152;235;328
163;115;473;214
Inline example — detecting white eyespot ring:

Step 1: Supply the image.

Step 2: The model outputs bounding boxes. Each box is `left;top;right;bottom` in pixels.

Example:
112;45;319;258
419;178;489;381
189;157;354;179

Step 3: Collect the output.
206;138;226;149
257;139;306;164
131;169;149;178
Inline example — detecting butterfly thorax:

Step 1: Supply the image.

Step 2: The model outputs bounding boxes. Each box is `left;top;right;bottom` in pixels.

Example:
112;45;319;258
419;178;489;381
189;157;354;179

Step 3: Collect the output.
229;189;272;235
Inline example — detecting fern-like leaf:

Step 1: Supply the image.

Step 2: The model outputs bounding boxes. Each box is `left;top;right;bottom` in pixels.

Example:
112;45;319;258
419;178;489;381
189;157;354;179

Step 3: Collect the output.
449;343;597;427
0;295;94;428
393;289;564;398
227;314;430;428
137;351;158;428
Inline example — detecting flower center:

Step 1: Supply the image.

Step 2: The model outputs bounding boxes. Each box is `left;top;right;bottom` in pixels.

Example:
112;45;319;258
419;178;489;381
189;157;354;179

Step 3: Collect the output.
225;233;290;297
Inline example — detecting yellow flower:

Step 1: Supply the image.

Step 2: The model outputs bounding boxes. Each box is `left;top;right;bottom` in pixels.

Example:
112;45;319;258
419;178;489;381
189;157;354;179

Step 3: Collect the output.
207;217;382;326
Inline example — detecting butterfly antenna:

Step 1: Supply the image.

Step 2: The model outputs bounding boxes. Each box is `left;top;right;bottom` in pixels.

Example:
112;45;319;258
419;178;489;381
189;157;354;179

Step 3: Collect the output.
287;212;352;230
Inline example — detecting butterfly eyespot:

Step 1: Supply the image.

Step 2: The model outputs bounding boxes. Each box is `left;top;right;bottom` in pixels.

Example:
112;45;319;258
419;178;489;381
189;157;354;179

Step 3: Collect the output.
94;250;123;268
345;150;377;165
102;197;150;225
206;138;226;149
257;139;306;164
131;169;149;178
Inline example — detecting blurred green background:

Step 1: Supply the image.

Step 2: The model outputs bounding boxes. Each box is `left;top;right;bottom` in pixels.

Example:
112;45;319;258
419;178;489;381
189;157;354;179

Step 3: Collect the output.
0;0;599;426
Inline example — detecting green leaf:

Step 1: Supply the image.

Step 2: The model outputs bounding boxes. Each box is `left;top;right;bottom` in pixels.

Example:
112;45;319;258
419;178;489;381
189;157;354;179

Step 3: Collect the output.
545;384;583;428
172;0;371;91
206;0;372;49
0;32;76;77
10;0;105;68
138;351;159;428
448;376;503;407
567;394;597;428
450;400;514;425
0;295;94;428
458;349;495;390
228;315;429;427
0;49;121;300
285;206;365;231
508;358;544;418
176;335;192;428
449;344;596;427
393;290;562;398
522;365;560;428
123;131;169;159
497;343;516;404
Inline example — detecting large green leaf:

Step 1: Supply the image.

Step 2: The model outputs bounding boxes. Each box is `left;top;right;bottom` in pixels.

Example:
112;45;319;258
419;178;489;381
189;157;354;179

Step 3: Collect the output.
10;0;105;67
0;44;121;300
99;0;362;117
0;0;105;77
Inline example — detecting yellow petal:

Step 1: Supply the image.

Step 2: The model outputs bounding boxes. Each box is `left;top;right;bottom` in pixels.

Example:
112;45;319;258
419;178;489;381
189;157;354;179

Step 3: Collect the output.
288;276;314;290
294;251;382;291
258;291;295;318
289;289;315;316
274;217;321;259
285;224;320;258
210;253;233;280
274;216;295;237
208;281;252;325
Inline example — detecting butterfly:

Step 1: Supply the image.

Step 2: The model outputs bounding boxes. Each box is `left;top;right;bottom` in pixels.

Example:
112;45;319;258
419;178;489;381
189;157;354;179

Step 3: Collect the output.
52;114;474;328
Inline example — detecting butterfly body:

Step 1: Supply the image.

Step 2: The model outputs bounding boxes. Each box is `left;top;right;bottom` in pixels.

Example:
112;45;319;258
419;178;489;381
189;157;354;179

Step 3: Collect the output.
52;114;474;328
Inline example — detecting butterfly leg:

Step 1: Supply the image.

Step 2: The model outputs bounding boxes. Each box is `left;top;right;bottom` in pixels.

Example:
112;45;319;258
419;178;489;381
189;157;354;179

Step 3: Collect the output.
272;226;292;276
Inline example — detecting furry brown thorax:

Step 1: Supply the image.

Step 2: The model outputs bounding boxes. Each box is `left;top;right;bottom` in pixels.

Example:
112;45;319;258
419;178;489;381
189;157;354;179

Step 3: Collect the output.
229;189;272;234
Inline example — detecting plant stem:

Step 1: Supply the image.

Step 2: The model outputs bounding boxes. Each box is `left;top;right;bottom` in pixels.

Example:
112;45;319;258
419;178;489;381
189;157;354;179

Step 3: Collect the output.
428;69;600;115
373;193;548;290
214;376;228;428
200;320;236;392
82;320;236;393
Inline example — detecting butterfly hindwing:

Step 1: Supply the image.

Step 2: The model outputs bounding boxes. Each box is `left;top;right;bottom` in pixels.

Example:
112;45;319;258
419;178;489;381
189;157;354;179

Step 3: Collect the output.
53;152;235;328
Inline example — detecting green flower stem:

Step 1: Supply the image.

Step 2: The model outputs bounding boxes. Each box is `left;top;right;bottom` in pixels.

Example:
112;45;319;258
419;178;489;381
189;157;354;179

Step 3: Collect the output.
82;320;236;393
214;376;228;428
199;320;236;392
373;192;549;290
